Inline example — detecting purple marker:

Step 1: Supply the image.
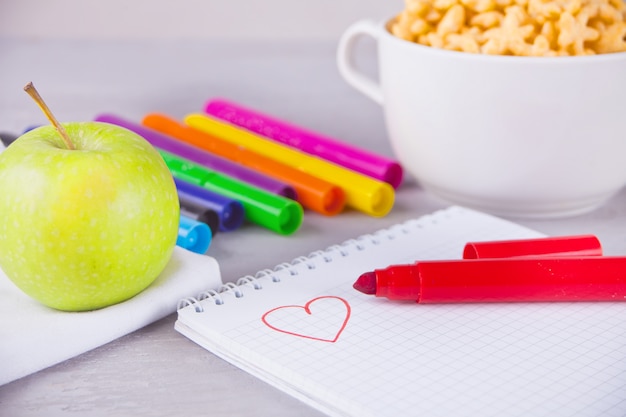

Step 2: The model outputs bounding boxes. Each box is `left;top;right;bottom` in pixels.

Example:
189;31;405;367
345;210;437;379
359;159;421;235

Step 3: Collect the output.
0;131;19;147
94;114;297;200
174;178;245;232
204;98;404;189
178;196;220;236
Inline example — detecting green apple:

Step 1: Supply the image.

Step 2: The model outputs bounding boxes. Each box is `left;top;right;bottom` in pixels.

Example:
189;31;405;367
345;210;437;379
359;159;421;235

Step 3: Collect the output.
0;122;180;311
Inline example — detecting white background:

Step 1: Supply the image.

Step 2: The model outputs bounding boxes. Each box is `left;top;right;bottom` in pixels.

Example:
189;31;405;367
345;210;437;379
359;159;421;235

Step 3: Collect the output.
0;0;401;40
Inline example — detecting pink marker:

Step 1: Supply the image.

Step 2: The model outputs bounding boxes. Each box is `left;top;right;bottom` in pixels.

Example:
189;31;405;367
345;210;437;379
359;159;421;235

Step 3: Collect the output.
204;98;404;189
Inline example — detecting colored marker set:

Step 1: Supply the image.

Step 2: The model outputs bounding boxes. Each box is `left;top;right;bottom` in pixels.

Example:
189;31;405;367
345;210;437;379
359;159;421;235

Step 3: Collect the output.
92;99;404;254
354;235;626;303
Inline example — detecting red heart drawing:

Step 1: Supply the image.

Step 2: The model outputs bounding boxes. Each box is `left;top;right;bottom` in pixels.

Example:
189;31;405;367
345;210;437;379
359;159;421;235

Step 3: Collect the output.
261;296;351;343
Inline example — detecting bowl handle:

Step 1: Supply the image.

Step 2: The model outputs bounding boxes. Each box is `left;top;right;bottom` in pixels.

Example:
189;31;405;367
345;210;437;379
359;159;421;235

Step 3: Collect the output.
336;20;384;105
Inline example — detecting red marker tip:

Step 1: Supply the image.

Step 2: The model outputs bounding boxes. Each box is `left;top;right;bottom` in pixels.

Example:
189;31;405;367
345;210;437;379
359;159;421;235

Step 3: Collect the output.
353;271;377;295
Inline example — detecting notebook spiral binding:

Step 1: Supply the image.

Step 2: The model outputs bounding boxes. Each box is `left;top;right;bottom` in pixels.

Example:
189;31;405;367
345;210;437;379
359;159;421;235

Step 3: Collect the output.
177;208;456;313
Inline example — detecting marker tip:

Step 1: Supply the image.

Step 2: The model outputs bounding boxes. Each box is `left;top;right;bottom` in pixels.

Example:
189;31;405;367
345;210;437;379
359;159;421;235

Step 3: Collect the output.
353;271;377;295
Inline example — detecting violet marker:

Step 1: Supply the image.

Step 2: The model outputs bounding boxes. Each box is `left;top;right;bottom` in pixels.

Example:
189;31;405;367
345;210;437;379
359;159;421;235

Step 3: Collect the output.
178;195;220;236
0;131;19;147
94;114;297;201
204;98;404;189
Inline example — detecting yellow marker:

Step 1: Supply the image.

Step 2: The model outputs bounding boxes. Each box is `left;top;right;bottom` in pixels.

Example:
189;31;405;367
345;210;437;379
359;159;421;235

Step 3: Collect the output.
185;114;395;217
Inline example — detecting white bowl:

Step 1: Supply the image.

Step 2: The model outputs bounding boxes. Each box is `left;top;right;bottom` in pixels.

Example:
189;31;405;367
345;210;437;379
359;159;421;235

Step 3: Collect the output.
338;19;626;218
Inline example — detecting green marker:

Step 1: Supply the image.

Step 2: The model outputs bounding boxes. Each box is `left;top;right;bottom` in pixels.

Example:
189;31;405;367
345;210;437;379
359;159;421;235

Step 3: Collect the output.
159;150;303;235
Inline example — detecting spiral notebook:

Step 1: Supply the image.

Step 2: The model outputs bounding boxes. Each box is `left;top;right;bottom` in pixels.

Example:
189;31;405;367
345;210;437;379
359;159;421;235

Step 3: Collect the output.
175;206;626;417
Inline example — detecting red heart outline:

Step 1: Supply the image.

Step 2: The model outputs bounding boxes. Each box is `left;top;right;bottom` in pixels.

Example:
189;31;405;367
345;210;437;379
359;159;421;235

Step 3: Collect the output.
261;296;351;343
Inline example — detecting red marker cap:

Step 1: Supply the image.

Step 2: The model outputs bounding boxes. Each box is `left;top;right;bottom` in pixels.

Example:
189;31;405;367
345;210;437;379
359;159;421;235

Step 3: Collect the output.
463;235;602;259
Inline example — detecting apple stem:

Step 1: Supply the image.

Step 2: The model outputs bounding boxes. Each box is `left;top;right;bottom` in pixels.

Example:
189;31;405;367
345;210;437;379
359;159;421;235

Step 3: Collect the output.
23;82;76;150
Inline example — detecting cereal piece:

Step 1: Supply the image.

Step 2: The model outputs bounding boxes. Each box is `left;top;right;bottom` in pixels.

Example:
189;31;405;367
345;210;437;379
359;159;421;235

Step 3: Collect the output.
391;12;418;41
528;0;562;22
530;34;559;55
462;25;485;36
471;11;505;28
598;2;624;23
434;0;460;11
481;37;507;53
506;5;532;25
557;11;600;55
540;20;558;49
425;32;447;47
564;0;583;16
425;9;444;23
411;18;434;36
591;21;626;52
608;0;626;13
392;6;436;42
461;0;497;13
417;34;430;45
445;33;482;52
405;0;432;16
581;3;600;20
437;4;467;36
481;6;535;54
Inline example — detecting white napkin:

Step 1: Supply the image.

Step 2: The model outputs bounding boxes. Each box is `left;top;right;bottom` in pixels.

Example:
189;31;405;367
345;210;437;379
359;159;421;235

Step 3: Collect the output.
0;246;222;385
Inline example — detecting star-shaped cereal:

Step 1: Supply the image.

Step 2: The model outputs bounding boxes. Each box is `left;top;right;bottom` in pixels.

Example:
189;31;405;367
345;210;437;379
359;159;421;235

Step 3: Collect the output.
598;2;624;23
557;11;599;55
591;21;626;53
405;0;433;16
446;29;483;52
461;0;497;13
471;11;505;29
608;0;626;14
411;18;433;36
391;12;416;41
423;32;446;47
530;34;560;55
481;6;536;54
528;0;563;22
434;0;461;10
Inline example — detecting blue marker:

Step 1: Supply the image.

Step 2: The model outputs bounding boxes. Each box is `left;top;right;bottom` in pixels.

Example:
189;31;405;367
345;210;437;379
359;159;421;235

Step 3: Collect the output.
174;178;245;232
177;215;212;254
23;125;41;134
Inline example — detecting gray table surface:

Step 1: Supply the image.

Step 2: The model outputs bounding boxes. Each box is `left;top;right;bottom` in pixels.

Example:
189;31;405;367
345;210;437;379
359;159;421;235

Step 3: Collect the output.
1;38;625;417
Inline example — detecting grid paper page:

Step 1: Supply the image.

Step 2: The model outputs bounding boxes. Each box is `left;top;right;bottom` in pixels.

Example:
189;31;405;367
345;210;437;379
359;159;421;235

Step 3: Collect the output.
176;206;626;417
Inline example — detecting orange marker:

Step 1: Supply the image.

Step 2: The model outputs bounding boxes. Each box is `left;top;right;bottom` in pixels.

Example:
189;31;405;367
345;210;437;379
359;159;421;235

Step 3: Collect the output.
142;113;346;216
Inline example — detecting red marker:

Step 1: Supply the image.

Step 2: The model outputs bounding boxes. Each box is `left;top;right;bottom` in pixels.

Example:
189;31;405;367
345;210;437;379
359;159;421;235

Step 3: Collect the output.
463;235;602;259
353;257;626;303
